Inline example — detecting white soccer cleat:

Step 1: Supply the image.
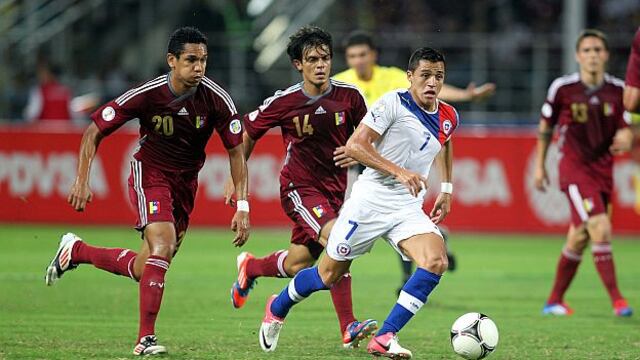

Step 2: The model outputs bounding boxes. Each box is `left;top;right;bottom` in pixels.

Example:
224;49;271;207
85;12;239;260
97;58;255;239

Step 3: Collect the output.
45;232;81;286
259;295;285;352
133;335;167;356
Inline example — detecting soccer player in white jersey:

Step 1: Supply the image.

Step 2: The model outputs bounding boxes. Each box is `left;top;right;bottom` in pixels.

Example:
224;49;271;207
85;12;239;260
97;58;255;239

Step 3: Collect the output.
257;47;458;359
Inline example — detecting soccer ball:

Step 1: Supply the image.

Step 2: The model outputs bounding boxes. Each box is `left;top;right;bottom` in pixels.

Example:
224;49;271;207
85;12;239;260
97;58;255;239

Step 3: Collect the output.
450;312;499;359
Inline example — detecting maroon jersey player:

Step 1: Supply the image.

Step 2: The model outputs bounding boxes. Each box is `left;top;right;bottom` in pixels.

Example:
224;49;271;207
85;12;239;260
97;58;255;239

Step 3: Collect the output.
535;29;634;317
44;27;250;355
225;26;377;348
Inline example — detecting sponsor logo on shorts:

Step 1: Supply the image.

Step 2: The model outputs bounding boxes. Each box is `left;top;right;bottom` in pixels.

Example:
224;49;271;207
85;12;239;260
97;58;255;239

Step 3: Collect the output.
312;205;325;218
148;200;160;215
337;243;351;256
229;119;242;134
102;106;116;121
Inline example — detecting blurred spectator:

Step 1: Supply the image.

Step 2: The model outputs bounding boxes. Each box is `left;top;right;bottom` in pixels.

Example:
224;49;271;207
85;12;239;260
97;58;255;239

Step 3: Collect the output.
23;62;72;122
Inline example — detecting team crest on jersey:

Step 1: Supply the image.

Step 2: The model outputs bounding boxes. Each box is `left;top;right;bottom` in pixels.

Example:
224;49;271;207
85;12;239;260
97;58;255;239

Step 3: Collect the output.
337;243;351;256
102;106;115;122
335;112;346;126
312;205;325;218
603;102;613;116
195;116;205;128
229;119;242;134
442;119;453;135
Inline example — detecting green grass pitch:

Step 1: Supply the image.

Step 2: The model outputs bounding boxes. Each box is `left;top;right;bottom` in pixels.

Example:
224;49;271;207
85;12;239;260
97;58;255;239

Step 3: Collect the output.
0;225;638;359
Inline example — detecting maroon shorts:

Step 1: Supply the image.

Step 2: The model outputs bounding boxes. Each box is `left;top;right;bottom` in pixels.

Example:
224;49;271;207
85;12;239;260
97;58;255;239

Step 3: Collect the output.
561;181;610;226
280;185;342;259
128;160;198;244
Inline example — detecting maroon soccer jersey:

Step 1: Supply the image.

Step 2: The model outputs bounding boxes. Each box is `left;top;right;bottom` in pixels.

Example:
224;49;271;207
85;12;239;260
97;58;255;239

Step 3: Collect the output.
541;73;628;189
91;74;242;172
626;27;640;88
244;79;368;198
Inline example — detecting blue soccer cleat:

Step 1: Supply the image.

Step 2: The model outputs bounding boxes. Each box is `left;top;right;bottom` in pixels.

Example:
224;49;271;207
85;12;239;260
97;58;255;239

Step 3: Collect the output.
613;299;633;317
231;252;256;308
542;302;574;316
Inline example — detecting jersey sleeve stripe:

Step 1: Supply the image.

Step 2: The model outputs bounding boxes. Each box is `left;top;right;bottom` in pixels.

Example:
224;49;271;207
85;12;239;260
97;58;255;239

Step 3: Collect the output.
260;83;302;110
115;76;165;104
546;73;580;103
202;77;237;115
116;80;167;106
202;77;236;111
604;73;626;88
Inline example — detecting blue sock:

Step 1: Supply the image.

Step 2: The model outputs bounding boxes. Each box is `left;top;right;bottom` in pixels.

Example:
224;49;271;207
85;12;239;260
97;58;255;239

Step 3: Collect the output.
378;268;441;335
270;266;328;318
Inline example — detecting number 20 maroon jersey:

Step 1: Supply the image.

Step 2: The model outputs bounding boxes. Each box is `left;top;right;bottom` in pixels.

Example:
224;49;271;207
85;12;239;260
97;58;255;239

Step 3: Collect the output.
91;74;243;172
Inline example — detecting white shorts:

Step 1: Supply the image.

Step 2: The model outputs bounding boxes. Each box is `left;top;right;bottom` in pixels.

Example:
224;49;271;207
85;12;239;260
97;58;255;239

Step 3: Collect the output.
326;197;442;262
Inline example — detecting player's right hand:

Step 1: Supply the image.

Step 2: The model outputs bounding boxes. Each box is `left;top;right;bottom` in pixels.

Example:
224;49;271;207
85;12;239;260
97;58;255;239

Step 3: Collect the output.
67;180;93;211
223;177;235;206
534;167;549;192
395;168;428;197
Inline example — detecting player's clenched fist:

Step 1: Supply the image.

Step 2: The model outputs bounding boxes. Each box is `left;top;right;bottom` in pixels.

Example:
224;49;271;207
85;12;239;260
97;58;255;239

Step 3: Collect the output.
395;168;428;197
67;181;93;211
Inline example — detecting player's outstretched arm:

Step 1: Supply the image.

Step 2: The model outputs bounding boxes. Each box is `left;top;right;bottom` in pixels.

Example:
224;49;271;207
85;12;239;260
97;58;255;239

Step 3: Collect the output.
345;123;427;197
430;140;453;224
534;119;553;192
68;123;104;212
439;82;496;103
224;132;257;205
227;143;250;247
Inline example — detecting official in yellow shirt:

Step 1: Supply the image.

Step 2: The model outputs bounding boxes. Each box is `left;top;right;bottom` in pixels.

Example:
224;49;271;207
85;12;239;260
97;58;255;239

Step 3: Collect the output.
334;31;496;106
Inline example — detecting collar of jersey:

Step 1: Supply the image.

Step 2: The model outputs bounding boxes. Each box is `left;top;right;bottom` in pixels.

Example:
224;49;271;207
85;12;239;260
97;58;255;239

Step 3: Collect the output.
398;91;440;138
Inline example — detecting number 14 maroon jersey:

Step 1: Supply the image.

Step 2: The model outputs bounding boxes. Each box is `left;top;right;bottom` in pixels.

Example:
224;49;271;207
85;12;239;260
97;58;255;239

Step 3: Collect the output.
244;79;368;198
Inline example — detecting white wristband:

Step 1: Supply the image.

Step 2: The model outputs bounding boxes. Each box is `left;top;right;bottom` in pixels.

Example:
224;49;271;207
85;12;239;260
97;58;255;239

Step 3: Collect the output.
441;182;453;194
236;200;250;212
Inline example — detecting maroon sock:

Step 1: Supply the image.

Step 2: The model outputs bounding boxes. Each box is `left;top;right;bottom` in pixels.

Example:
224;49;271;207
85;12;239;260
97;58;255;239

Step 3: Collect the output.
330;273;357;333
71;241;137;279
592;243;624;303
547;248;582;304
138;255;170;340
246;250;289;278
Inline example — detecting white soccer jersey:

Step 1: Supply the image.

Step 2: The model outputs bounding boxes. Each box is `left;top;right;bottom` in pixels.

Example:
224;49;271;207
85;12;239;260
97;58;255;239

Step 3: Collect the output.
350;89;460;212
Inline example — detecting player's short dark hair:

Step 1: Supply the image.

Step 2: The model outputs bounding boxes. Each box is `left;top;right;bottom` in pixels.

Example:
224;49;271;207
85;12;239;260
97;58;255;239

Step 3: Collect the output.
576;29;608;51
407;47;446;72
286;25;333;62
167;26;208;58
342;30;376;51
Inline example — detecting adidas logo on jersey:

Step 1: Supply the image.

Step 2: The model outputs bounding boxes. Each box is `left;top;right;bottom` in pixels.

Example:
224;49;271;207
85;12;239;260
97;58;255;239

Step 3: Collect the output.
178;107;189;116
314;106;327;115
589;96;600;105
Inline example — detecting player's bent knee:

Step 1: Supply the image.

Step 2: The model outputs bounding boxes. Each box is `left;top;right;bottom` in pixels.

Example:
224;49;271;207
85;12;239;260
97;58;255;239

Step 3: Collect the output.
417;253;448;275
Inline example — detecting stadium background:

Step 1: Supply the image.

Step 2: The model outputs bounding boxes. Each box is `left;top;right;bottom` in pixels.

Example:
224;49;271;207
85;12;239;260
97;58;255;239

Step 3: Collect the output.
0;1;639;359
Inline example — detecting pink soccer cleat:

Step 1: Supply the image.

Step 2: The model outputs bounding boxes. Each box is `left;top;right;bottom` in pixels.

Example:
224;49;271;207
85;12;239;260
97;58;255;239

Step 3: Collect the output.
367;332;412;359
230;252;256;308
258;295;285;352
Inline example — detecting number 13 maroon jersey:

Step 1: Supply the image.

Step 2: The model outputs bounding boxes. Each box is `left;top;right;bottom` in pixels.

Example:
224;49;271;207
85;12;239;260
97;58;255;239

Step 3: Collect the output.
244;79;368;198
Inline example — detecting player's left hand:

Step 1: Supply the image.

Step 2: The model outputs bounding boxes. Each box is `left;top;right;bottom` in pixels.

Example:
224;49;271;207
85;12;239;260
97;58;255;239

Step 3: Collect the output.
469;82;496;102
430;192;452;224
333;146;359;168
231;210;250;247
